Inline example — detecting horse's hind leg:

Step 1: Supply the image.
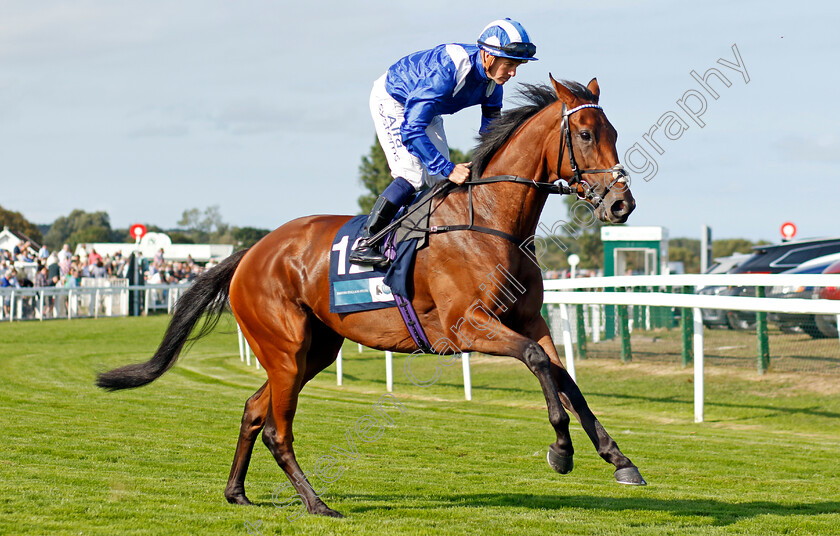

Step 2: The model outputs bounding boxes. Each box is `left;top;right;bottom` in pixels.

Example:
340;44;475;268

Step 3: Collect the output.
224;320;344;507
225;381;270;505
261;320;344;518
246;309;343;518
261;380;343;518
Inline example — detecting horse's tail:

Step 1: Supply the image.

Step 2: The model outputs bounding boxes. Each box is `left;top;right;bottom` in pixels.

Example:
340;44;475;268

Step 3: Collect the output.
96;249;249;391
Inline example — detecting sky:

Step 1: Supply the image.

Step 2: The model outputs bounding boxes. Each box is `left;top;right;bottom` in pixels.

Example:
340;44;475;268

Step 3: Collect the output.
1;0;838;242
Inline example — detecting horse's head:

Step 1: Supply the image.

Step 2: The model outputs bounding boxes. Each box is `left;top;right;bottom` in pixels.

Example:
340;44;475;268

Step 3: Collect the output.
549;75;635;224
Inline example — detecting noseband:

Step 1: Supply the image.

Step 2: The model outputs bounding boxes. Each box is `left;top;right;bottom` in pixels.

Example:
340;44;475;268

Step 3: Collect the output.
560;103;630;208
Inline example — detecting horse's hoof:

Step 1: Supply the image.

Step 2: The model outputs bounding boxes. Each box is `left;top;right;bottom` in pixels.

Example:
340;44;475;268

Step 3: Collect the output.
314;506;345;518
225;493;254;506
547;446;574;474
614;466;647;486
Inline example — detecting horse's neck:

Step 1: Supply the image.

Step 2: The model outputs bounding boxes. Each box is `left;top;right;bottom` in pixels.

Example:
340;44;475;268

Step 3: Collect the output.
470;113;556;239
469;176;548;241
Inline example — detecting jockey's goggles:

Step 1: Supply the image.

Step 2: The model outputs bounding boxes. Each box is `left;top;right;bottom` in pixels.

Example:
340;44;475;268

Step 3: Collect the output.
477;40;537;60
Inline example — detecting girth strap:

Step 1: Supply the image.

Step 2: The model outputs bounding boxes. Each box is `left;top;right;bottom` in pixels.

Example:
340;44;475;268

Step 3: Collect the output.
394;294;435;354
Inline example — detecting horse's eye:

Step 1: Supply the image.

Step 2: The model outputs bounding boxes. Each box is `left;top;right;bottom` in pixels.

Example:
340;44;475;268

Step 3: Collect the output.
580;131;592;142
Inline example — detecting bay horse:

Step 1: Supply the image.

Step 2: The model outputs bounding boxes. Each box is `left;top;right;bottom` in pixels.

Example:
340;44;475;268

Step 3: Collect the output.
97;76;642;518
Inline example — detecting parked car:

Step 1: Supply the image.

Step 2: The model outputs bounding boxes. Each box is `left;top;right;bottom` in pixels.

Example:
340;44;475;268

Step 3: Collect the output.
814;260;840;338
735;237;840;274
725;237;840;330
719;285;760;331
706;253;754;275
699;253;754;329
766;256;840;338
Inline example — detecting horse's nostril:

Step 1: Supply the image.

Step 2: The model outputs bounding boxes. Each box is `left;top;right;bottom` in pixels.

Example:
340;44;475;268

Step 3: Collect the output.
611;200;627;216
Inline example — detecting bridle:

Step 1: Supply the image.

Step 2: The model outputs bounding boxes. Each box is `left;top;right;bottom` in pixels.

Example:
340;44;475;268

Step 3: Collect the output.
559;103;630;209
465;101;630;208
368;99;632;248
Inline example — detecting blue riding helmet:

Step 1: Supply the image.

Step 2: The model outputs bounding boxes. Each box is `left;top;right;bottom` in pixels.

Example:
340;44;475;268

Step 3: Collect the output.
477;18;538;61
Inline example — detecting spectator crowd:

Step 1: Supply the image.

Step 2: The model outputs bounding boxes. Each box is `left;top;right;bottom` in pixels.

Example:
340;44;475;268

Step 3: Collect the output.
1;241;210;292
2;241;218;318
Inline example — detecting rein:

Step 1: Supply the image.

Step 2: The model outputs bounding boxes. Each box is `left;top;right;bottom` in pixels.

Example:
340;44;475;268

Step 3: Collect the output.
367;101;631;248
429;176;569;245
367;176;570;248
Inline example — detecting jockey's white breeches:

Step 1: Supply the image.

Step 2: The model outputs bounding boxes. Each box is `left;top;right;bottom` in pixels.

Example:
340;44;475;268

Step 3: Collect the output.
369;73;450;190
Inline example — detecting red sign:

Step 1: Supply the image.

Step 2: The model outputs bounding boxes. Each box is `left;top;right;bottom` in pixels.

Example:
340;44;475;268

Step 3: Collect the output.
130;223;148;241
780;221;797;240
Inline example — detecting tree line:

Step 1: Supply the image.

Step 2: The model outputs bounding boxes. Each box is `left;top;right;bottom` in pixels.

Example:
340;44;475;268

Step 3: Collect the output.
1;138;769;272
0;204;271;253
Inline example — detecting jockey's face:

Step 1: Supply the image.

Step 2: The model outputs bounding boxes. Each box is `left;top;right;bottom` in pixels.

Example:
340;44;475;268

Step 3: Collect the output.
481;50;525;85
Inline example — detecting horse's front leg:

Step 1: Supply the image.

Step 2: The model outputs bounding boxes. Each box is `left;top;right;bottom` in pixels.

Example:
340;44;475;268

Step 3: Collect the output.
526;315;647;485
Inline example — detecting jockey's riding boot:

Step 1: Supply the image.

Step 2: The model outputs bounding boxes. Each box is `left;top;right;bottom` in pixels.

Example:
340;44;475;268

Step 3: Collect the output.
349;195;400;268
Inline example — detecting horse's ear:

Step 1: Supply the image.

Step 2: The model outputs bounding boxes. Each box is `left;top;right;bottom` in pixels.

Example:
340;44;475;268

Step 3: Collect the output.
549;73;574;102
587;77;600;103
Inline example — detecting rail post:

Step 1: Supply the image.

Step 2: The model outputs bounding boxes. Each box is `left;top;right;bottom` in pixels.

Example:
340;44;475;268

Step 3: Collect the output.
462;352;472;401
681;286;694;366
633;286;643;331
693;307;705;423
651;286;662;329
591;304;601;343
574;289;587;360
336;348;343;386
618;289;631;363
756;286;770;374
576;303;587;360
836;315;840;349
385;350;394;392
559;304;576;382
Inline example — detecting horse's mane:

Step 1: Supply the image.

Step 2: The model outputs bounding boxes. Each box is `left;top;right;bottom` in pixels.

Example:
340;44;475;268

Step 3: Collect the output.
471;80;596;178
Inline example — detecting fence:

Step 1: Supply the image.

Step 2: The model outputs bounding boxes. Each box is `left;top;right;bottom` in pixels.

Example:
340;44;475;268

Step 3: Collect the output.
236;274;840;412
0;281;191;322
543;274;840;422
7;274;839;424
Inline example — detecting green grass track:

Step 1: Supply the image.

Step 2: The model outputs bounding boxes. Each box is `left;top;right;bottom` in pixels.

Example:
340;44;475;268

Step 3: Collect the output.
1;315;838;535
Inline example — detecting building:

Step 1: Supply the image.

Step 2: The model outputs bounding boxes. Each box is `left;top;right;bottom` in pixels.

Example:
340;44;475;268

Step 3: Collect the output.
0;226;40;256
76;232;234;263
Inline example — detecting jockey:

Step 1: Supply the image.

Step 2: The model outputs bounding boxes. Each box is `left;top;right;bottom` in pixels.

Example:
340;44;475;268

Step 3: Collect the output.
349;18;538;267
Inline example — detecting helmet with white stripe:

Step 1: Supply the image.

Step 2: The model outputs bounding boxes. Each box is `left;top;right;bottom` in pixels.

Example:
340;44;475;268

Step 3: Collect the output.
477;18;538;61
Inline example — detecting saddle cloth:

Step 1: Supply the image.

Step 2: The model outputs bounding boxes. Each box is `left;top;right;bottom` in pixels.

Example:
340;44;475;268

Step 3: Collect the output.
328;188;439;314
